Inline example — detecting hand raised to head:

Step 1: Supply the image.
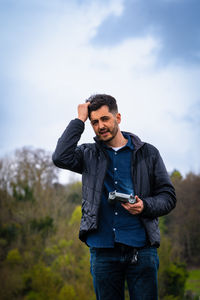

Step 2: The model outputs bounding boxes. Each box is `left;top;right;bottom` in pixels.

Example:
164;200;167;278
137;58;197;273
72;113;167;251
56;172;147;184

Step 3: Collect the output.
77;102;90;122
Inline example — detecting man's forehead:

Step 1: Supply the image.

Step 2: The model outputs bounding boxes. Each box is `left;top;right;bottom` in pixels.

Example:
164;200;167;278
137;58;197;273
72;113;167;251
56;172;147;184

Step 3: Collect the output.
90;105;111;120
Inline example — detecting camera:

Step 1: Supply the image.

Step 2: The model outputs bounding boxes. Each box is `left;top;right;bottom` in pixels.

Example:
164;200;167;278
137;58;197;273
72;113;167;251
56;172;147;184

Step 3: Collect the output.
108;190;136;205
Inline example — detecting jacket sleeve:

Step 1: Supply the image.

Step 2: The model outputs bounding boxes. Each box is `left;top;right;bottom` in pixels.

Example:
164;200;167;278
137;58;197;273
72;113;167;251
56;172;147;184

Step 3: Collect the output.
141;149;176;218
52;118;85;174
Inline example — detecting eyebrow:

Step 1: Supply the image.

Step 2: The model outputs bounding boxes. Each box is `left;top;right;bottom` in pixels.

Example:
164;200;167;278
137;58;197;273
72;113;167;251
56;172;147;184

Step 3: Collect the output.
91;115;110;122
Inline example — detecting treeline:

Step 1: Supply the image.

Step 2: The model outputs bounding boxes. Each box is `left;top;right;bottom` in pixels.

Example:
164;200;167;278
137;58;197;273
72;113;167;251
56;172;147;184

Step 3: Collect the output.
0;147;199;300
165;170;200;266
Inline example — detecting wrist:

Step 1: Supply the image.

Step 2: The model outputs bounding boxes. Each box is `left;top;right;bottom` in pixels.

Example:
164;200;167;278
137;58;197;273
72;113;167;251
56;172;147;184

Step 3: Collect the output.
78;116;87;122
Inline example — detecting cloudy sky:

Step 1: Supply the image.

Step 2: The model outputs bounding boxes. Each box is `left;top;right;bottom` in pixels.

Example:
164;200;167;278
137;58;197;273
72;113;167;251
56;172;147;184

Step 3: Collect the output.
1;0;200;182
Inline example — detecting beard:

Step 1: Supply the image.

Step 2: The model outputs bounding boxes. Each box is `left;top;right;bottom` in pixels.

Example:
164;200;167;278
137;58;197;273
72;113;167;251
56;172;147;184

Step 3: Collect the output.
98;120;119;143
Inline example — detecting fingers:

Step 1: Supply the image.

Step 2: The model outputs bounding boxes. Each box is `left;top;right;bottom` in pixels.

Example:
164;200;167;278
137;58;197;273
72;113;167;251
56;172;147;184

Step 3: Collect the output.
121;195;144;215
77;102;90;122
135;195;140;202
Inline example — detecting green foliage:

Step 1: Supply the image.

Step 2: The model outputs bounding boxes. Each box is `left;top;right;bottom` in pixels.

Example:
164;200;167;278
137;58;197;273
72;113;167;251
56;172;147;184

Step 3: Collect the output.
185;269;200;296
12;182;35;202
0;147;200;300
23;263;63;300
166;172;200;265
0;223;19;244
69;205;81;226
170;169;183;183
58;238;73;249
184;290;200;300
30;216;54;237
58;284;76;300
6;248;22;265
0;238;7;247
162;263;188;298
162;296;179;300
159;216;167;234
66;181;82;204
24;291;41;300
158;236;188;299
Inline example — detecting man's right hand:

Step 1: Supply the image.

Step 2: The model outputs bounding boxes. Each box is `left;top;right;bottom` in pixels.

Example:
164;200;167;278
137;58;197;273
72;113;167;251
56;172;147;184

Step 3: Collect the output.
77;102;90;122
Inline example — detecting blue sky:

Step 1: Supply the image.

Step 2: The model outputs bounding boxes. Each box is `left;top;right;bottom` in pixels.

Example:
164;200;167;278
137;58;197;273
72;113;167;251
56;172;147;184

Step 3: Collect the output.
1;0;200;182
93;0;200;64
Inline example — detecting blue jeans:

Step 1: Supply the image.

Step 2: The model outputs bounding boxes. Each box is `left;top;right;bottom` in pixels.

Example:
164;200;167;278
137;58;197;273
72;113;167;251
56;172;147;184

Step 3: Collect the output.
90;243;159;300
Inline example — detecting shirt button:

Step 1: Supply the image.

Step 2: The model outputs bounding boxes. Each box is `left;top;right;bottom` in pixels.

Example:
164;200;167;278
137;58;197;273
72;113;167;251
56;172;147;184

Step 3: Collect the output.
115;212;118;216
115;181;118;184
115;152;117;155
114;168;117;171
113;228;116;231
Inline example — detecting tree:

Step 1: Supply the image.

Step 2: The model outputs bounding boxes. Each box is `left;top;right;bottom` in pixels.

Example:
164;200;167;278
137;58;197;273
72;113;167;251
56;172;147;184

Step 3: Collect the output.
168;172;200;265
0;147;95;300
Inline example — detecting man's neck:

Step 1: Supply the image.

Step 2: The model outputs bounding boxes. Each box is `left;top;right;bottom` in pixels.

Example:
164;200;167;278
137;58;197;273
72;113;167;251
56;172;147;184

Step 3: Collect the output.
106;131;127;148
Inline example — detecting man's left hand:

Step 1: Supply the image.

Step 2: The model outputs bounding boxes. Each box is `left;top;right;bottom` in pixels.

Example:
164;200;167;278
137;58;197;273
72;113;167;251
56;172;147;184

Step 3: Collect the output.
121;195;144;215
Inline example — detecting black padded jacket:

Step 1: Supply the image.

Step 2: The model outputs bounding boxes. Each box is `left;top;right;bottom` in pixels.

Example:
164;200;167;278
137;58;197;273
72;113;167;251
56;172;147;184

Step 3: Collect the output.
52;118;176;247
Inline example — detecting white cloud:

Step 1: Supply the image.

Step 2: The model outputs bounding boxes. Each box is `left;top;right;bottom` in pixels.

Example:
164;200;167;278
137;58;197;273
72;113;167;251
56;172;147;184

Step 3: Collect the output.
1;0;200;180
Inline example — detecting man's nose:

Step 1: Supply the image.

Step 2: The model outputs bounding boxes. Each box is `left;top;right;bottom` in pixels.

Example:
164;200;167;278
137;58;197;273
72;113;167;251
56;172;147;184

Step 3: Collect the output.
99;120;105;129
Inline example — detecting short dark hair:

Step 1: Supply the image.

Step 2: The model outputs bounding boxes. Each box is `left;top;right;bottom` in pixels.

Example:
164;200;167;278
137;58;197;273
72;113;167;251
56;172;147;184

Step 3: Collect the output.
86;94;118;119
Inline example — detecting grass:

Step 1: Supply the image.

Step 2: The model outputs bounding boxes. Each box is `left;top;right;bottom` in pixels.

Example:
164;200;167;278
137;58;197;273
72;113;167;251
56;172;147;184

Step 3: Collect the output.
185;269;200;295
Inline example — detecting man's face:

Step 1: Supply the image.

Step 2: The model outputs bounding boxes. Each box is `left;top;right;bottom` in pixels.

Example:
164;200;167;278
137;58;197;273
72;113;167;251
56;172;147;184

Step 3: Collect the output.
90;105;121;143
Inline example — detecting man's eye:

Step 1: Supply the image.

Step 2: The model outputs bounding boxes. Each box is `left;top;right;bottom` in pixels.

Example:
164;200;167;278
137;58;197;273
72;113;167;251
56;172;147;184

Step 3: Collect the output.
102;117;109;121
92;121;98;125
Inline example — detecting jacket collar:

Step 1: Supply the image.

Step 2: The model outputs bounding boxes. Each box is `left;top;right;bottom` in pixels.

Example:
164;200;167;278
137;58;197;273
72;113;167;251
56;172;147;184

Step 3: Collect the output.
94;131;145;152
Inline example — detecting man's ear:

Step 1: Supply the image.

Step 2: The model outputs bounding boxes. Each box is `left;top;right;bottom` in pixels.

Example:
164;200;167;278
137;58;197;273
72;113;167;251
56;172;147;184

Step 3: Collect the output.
116;113;121;124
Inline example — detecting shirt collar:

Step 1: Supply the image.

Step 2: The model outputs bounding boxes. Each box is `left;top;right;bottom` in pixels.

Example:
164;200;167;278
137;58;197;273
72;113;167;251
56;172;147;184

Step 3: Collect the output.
103;133;134;151
123;133;134;150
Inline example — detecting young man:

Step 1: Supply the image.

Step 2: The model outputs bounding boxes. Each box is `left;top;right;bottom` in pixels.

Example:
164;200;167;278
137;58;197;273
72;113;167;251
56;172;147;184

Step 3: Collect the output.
52;94;176;300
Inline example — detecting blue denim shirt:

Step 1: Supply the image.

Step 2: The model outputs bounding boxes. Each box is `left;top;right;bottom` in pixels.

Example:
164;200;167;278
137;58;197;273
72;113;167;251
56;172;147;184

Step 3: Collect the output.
86;134;147;248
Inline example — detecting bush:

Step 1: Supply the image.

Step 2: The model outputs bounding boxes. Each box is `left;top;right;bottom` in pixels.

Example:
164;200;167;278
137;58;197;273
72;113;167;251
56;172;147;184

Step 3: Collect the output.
160;262;188;299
